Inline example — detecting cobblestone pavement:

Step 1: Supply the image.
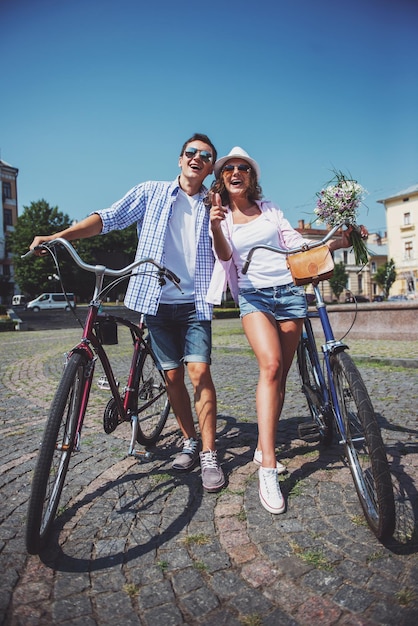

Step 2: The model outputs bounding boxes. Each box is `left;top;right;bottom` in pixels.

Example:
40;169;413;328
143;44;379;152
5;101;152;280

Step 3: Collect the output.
1;321;418;626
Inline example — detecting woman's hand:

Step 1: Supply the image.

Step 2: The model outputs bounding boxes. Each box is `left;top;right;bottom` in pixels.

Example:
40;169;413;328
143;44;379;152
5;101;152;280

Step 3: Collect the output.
209;192;233;261
210;192;228;232
329;224;368;251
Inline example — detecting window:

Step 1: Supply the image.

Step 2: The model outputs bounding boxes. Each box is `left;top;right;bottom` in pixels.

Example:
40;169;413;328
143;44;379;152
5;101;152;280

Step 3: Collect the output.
343;251;348;264
371;261;376;274
405;241;413;260
4;209;13;226
404;212;411;225
2;182;11;199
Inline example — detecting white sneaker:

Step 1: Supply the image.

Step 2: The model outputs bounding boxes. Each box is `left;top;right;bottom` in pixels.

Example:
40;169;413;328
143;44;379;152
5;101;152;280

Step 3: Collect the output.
258;467;286;514
253;449;287;474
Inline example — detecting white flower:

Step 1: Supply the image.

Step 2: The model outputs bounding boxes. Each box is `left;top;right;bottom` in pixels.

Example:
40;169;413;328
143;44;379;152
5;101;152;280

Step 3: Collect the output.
315;170;369;265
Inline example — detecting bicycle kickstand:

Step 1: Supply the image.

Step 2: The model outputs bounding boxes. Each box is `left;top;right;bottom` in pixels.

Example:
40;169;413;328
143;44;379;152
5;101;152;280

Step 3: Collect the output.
128;415;154;461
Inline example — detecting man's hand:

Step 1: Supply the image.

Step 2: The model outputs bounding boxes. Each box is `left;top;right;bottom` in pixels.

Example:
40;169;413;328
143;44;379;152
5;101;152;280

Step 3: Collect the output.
29;235;56;255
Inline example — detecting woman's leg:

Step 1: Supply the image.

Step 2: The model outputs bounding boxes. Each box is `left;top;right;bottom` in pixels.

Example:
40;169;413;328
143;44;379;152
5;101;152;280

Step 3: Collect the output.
242;313;303;467
275;317;304;416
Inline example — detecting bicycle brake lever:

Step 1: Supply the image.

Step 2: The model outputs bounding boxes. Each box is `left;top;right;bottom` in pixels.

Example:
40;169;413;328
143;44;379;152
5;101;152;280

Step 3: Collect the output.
165;269;181;285
242;259;250;275
164;269;183;292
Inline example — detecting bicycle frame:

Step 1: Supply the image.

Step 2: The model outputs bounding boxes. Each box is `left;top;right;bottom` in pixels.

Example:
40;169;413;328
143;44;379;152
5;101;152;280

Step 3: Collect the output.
67;305;150;456
307;281;350;444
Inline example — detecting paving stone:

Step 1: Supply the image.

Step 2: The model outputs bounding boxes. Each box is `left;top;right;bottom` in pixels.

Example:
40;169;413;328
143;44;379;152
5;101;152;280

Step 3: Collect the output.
1;329;418;625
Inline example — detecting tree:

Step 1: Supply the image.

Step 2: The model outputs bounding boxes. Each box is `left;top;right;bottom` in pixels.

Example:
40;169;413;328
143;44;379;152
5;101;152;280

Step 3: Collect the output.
72;226;137;302
329;262;348;301
9;200;72;298
374;259;396;299
10;200;138;302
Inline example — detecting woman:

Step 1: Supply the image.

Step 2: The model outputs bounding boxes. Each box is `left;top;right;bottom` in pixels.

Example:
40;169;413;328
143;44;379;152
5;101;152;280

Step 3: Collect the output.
207;147;358;514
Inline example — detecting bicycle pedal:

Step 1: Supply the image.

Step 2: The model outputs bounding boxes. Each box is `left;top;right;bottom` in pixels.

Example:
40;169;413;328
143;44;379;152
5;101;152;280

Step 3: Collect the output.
298;422;320;442
130;450;154;461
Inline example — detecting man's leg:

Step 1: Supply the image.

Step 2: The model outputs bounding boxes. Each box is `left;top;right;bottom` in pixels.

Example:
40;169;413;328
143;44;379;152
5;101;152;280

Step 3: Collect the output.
163;365;201;470
164;364;197;438
187;361;225;492
186;362;216;451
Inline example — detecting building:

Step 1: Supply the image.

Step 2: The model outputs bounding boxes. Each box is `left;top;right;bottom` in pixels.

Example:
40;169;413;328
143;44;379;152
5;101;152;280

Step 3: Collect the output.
378;184;418;298
296;220;387;302
0;159;19;304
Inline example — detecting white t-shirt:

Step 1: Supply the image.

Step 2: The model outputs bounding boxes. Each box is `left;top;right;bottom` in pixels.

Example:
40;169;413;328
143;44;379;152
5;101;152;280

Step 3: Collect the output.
160;189;198;303
232;214;291;288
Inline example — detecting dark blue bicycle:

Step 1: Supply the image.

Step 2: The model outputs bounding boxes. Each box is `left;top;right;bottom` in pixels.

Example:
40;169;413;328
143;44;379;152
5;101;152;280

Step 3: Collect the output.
243;223;396;540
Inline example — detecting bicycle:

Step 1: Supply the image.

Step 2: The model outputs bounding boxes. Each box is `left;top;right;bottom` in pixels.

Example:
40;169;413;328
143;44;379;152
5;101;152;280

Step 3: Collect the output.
23;239;181;554
243;223;396;540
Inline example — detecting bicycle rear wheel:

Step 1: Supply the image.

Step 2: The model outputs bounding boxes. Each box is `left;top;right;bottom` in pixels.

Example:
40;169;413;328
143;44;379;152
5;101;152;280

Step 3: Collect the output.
331;351;395;539
135;342;170;446
26;353;88;554
297;335;333;446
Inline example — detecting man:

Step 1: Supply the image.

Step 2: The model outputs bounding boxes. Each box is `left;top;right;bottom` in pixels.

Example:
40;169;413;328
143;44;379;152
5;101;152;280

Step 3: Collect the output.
29;133;225;492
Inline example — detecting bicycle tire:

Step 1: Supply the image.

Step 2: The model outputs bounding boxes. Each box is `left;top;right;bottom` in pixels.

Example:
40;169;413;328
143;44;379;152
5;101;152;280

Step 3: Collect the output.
26;353;88;554
297;336;333;446
331;351;395;539
135;342;170;446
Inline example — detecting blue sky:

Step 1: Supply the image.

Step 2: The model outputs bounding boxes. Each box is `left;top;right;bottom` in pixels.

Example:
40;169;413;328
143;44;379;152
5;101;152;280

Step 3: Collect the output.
1;0;417;235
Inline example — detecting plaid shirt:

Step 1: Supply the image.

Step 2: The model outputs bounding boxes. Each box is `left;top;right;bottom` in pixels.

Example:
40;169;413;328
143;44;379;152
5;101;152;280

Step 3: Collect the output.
97;178;214;319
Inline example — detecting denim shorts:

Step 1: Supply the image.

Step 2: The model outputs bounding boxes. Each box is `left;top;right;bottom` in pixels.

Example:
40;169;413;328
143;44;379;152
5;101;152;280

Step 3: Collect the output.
145;303;212;370
238;283;307;321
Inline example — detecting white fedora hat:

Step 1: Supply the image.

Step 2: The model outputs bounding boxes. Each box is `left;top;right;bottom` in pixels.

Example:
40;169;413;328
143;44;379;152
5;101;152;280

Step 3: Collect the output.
213;146;261;180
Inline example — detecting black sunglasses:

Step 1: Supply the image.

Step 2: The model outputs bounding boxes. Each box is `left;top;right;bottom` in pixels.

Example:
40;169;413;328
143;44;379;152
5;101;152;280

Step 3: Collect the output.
184;147;213;163
222;164;251;174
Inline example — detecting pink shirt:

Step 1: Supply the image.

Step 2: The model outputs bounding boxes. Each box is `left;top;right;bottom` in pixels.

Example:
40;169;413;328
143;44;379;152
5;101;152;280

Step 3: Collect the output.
206;200;307;304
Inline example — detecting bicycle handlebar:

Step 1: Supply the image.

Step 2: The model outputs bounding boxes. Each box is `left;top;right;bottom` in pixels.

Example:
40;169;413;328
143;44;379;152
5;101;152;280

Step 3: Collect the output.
22;238;181;287
242;221;346;275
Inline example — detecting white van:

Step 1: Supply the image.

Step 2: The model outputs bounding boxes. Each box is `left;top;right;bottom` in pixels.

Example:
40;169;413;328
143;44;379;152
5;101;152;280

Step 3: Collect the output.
12;295;28;307
26;293;75;312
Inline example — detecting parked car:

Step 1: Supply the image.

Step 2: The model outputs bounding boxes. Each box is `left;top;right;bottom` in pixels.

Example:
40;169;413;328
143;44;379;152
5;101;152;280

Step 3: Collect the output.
345;295;370;303
372;295;384;302
26;293;75;312
387;295;408;301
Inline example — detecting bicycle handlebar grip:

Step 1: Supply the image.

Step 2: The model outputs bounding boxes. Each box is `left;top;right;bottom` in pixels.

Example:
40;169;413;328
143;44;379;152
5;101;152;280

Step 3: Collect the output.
21;245;45;259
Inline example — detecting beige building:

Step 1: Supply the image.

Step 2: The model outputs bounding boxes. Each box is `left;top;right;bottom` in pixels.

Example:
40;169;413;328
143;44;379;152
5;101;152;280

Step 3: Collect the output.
378;184;418;298
0;159;19;304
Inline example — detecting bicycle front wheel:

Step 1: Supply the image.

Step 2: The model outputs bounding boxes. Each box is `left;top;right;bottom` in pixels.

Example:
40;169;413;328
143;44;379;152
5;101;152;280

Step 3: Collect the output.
26;353;88;554
331;351;395;539
135;342;170;446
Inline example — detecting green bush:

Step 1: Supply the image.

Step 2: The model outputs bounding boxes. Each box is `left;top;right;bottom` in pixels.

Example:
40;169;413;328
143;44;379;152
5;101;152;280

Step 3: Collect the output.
213;307;240;319
0;318;15;332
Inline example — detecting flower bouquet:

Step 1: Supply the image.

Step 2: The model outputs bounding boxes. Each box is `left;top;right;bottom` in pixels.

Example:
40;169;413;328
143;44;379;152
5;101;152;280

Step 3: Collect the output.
314;170;369;265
